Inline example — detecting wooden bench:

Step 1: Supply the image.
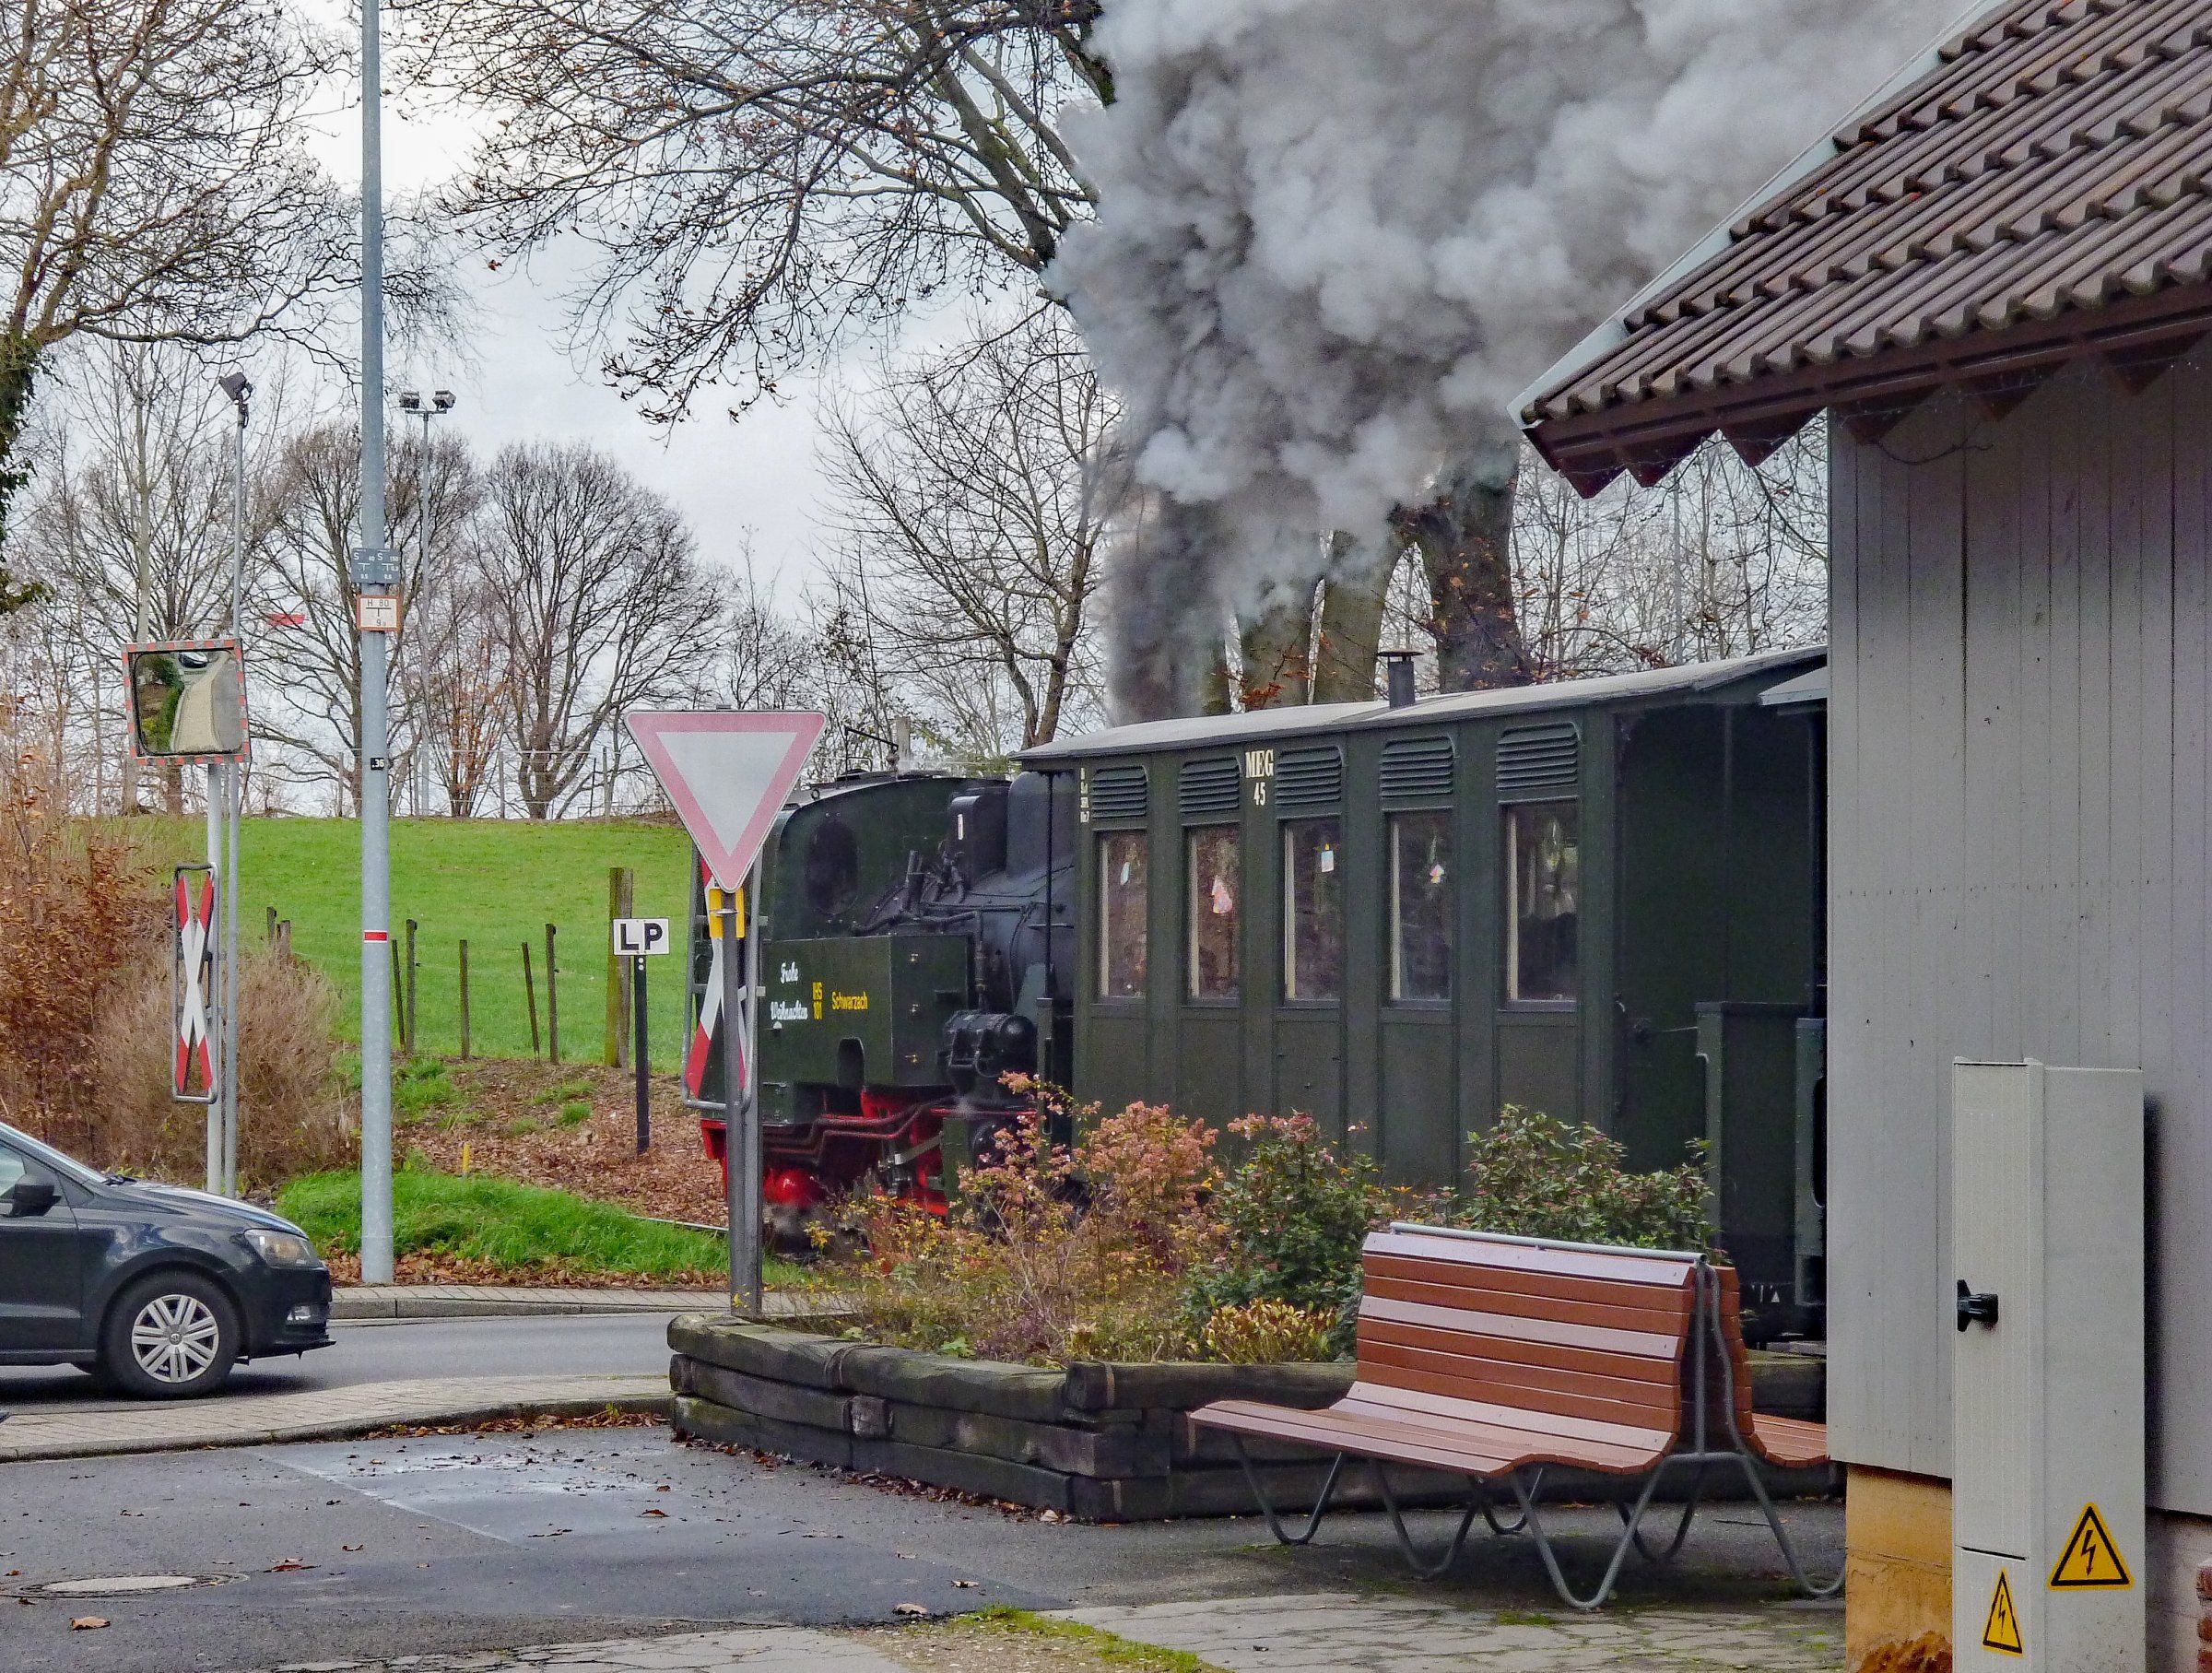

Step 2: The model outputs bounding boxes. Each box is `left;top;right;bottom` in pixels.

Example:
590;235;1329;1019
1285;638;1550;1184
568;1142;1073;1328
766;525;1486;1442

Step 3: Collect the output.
1190;1224;1839;1608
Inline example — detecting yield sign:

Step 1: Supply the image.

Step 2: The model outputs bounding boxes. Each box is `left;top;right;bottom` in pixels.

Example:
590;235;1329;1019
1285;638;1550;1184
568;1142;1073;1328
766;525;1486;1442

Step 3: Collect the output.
626;710;826;889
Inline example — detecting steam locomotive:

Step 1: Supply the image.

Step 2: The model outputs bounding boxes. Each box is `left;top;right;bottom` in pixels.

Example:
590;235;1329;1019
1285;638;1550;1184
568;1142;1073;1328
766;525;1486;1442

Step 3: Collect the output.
688;645;1830;1335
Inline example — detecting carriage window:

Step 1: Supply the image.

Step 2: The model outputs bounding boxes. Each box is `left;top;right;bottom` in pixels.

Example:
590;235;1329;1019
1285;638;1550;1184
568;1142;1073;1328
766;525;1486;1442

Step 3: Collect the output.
1186;825;1241;1000
1389;810;1453;1002
1097;831;1147;1000
1505;802;1580;1004
1281;819;1344;1002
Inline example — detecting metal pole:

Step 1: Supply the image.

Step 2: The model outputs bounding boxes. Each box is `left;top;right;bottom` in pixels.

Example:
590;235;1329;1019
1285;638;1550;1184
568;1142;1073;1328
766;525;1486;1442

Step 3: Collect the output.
355;0;395;1285
722;881;759;1315
222;392;246;1197
205;766;222;1194
633;952;649;1155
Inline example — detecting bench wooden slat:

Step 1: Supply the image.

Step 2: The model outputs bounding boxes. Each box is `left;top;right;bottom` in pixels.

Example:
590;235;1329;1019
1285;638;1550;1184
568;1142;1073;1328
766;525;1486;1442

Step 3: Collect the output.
1355;1339;1687;1431
1363;1252;1700;1316
1364;1231;1700;1287
1338;1380;1674;1455
1359;1293;1683;1359
1365;1268;1698;1335
1193;1397;1670;1477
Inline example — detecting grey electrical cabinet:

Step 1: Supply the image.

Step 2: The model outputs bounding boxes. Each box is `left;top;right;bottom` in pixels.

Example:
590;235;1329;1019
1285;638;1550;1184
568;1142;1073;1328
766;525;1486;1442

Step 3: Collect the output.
1950;1061;2145;1671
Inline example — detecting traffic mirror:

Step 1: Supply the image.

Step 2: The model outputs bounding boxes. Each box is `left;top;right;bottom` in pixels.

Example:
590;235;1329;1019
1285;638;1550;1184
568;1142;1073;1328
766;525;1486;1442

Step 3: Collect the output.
125;641;250;762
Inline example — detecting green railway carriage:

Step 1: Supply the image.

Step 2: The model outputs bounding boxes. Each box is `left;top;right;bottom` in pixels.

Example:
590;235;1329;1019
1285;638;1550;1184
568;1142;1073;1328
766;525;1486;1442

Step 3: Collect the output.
1023;646;1829;1328
685;647;1830;1331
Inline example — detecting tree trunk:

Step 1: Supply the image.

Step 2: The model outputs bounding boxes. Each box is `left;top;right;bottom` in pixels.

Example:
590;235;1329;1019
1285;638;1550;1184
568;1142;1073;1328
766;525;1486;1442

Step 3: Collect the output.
1398;440;1532;692
1312;532;1398;703
0;337;46;619
1236;580;1314;710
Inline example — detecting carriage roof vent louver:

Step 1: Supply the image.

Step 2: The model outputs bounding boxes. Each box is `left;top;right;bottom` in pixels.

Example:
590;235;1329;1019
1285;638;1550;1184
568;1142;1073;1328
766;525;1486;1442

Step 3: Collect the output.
1179;757;1241;819
1380;736;1454;805
1498;723;1579;799
1087;761;1147;825
1274;744;1343;810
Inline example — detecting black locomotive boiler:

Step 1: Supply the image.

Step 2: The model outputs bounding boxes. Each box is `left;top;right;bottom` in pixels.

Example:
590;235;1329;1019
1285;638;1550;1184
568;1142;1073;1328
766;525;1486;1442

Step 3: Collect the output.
688;647;1830;1335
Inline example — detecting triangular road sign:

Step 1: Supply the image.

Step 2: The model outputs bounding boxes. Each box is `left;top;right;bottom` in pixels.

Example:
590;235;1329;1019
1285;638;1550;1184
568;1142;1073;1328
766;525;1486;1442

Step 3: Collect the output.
2049;1502;2133;1589
1982;1569;2024;1655
627;711;826;890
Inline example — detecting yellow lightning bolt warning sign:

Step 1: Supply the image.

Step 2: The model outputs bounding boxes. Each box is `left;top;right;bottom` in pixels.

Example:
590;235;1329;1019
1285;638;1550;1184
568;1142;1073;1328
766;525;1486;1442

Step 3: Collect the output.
2049;1502;2133;1589
1982;1570;2025;1655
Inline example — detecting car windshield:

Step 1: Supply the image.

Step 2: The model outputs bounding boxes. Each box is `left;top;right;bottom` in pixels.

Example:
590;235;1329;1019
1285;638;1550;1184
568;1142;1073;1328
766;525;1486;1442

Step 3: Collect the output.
0;1122;109;1188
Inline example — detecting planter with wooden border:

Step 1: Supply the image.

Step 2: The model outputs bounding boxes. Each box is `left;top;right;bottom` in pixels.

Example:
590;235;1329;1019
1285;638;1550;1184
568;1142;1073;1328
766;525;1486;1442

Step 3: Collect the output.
666;1317;1831;1523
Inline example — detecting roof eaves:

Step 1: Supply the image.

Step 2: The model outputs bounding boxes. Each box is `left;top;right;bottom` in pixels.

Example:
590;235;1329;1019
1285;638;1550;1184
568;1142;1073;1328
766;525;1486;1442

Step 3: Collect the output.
1511;0;1989;437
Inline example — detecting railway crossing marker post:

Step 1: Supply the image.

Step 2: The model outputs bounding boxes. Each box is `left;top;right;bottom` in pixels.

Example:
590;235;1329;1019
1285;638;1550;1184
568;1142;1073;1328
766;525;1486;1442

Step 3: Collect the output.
611;917;670;1153
625;711;825;1316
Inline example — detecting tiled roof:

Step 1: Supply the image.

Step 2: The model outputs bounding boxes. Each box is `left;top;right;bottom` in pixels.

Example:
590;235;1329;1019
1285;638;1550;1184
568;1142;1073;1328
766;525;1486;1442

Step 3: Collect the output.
1522;0;2212;491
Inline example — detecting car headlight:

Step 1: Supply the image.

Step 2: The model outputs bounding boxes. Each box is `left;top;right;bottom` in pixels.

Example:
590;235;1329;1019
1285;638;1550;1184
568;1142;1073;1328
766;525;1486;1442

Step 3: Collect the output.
240;1228;322;1268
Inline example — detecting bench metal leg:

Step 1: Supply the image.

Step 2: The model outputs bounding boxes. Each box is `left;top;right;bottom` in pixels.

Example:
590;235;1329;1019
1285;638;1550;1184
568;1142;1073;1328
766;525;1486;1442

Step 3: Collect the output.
1510;1460;1672;1611
1230;1435;1347;1547
1366;1457;1488;1580
1484;1465;1535;1536
1731;1452;1844;1598
1616;1459;1707;1563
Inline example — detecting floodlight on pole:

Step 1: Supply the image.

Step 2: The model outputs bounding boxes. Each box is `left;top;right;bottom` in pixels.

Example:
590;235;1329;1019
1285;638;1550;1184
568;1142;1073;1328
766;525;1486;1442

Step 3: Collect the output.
217;370;252;1197
353;0;398;1286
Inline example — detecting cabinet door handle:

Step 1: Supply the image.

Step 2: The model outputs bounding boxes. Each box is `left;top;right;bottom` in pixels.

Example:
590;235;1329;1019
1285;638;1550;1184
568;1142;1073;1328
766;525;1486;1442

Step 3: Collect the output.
1955;1278;2000;1331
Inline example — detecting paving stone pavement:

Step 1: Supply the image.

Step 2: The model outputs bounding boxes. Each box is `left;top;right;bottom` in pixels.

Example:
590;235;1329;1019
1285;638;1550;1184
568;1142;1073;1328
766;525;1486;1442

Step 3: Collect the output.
256;1627;907;1671
1064;1593;1845;1672
236;1595;1845;1673
0;1373;670;1462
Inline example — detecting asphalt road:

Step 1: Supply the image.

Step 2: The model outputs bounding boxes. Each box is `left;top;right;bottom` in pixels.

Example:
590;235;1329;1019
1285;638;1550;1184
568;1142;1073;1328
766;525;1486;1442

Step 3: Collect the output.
0;1427;1843;1673
0;1313;683;1412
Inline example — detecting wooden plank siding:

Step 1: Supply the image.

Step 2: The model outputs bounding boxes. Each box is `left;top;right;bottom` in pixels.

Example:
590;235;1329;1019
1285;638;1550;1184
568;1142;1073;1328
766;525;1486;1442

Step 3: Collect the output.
1829;360;2212;1511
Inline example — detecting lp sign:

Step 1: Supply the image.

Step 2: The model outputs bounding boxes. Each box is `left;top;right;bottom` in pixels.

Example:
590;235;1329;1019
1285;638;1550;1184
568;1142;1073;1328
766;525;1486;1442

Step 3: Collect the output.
611;918;671;958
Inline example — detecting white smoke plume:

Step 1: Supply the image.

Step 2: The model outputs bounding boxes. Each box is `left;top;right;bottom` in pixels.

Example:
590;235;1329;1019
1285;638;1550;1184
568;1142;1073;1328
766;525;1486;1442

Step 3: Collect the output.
1053;0;1963;707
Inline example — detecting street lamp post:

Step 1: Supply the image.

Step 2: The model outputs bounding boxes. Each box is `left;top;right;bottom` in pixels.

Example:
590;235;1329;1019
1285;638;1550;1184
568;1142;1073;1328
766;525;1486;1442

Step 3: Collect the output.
355;0;398;1285
395;390;454;818
217;371;252;1197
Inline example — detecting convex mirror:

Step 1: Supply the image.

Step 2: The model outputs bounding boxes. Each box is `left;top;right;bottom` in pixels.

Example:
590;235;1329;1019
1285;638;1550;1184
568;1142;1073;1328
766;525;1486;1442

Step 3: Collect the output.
125;641;248;761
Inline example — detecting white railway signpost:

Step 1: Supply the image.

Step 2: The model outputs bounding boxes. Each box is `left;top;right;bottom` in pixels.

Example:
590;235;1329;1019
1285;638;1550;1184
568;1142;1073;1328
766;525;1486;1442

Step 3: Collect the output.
627;711;825;1316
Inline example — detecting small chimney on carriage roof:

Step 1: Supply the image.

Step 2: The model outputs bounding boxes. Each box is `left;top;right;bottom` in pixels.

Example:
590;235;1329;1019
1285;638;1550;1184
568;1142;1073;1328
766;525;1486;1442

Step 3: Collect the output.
1382;651;1417;710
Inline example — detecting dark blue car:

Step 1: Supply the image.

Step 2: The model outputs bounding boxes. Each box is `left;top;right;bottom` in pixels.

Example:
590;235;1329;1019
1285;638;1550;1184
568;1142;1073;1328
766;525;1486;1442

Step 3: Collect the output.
0;1122;332;1396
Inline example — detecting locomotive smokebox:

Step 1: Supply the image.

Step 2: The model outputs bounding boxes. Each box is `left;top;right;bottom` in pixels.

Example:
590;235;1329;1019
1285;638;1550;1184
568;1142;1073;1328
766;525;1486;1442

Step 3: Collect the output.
945;1008;1038;1101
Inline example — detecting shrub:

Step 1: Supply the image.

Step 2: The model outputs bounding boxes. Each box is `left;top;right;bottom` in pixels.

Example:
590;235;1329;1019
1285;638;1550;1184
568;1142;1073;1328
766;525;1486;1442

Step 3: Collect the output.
1447;1105;1712;1252
1200;1298;1338;1365
1183;1113;1388;1353
824;1093;1220;1365
85;939;352;1187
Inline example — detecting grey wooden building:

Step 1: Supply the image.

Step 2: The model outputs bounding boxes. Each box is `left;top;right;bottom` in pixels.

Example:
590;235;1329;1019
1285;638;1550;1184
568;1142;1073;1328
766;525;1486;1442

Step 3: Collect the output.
1521;1;2212;1663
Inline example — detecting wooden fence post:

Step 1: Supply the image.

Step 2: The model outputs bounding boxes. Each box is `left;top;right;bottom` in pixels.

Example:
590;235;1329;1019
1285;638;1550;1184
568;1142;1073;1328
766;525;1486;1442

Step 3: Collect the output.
545;922;560;1065
458;939;472;1061
390;938;405;1054
265;905;276;944
523;940;541;1058
404;918;418;1056
605;866;634;1067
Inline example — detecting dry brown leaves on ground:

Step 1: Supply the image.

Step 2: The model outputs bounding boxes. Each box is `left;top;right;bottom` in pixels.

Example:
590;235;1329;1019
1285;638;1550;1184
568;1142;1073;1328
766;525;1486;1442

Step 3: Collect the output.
321;1250;721;1290
1856;1636;1952;1673
866;1617;1221;1673
359;1410;667;1440
397;1060;730;1225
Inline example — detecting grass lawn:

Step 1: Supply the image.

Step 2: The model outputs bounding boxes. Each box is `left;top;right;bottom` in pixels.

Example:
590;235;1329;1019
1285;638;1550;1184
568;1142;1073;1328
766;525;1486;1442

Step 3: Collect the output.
164;817;696;1061
276;1168;801;1285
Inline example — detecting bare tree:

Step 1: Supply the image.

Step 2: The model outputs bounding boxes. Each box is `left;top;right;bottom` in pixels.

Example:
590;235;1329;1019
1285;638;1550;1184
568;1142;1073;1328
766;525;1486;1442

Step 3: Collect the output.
407;0;1105;419
820;308;1112;760
253;423;476;808
471;441;714;819
0;0;365;592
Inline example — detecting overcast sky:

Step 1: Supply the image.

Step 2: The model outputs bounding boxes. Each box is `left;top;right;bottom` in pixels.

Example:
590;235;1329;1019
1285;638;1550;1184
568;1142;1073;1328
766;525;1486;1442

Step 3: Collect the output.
302;47;856;613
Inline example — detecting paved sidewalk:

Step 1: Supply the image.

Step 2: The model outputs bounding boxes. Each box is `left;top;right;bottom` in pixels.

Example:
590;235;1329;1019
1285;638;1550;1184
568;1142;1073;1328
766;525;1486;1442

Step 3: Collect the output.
331;1287;819;1321
0;1372;669;1462
1065;1592;1843;1671
231;1596;1843;1673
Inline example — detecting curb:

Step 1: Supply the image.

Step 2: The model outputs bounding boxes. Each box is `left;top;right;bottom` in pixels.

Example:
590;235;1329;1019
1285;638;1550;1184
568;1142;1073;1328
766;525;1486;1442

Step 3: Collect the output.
330;1292;718;1321
0;1375;673;1463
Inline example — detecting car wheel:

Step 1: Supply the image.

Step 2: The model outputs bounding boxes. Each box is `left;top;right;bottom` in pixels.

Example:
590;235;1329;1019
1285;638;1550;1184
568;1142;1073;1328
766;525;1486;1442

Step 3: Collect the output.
100;1271;240;1399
